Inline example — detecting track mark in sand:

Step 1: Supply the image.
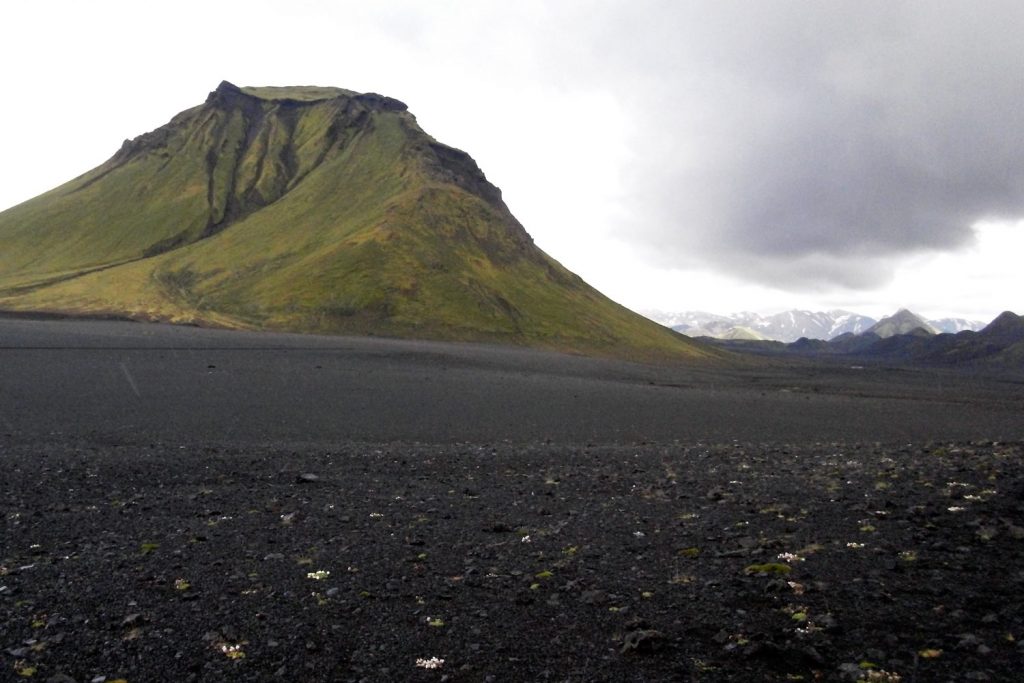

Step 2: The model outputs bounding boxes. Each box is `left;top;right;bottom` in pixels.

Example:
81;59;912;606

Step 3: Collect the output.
119;361;141;397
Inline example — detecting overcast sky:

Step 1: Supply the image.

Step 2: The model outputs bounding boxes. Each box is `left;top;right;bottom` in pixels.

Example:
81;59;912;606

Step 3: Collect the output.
3;1;1022;321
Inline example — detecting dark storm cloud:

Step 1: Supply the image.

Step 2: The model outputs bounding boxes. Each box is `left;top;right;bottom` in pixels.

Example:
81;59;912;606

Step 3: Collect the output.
567;1;1024;289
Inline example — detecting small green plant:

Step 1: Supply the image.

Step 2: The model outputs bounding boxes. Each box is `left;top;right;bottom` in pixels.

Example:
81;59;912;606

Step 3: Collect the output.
13;661;37;677
140;541;159;555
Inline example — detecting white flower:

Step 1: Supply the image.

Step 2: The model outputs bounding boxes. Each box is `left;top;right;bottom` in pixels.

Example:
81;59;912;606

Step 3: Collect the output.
415;656;445;669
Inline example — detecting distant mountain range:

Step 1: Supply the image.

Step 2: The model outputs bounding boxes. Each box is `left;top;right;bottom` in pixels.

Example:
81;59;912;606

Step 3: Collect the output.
692;310;1024;371
645;309;986;342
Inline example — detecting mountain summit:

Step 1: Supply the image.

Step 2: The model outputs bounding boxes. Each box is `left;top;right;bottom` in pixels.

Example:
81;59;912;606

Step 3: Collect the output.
0;82;710;360
865;309;937;338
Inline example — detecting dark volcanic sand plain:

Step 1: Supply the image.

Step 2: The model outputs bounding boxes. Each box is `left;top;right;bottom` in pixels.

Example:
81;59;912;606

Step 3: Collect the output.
2;318;1023;682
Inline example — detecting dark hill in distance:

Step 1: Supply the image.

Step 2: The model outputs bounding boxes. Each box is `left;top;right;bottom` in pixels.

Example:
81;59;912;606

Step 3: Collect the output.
0;82;712;362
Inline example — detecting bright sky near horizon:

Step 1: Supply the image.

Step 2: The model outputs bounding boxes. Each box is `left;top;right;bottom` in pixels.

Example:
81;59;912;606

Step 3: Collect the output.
2;1;1022;322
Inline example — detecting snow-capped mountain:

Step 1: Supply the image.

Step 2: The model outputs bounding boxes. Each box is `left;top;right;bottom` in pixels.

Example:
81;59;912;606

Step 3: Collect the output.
825;311;877;338
754;310;878;342
929;317;987;334
643;308;986;342
645;309;876;342
644;310;731;330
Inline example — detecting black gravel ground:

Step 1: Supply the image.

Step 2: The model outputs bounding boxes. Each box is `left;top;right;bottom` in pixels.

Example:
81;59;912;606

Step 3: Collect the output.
2;319;1024;682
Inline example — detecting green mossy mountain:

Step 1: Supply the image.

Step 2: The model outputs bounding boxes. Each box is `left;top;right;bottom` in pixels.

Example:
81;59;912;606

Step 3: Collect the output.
0;81;714;361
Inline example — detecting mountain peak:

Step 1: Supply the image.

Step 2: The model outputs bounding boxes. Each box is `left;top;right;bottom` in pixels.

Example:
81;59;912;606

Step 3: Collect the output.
216;79;242;94
987;310;1022;328
866;309;936;338
980;311;1024;344
205;81;404;110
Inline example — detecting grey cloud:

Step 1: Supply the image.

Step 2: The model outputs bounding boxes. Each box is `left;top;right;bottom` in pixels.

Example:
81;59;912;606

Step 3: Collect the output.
555;1;1024;290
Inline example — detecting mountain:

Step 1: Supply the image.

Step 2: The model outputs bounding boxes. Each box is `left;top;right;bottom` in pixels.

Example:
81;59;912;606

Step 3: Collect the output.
921;311;1024;367
0;82;713;361
658;309;877;342
653;311;732;334
978;311;1024;345
650;308;988;342
860;311;1024;367
755;309;877;342
718;326;767;341
929;317;987;334
865;309;937;338
696;310;1024;371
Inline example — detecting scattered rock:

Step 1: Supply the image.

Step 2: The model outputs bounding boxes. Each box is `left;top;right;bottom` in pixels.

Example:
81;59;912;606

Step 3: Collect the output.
620;629;665;655
46;674;77;683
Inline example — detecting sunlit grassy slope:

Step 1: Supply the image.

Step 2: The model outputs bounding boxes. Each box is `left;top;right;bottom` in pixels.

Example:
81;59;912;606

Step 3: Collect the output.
0;82;717;361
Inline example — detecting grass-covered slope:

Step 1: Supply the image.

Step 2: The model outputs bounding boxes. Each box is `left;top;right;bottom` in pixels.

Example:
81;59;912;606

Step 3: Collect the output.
0;81;715;361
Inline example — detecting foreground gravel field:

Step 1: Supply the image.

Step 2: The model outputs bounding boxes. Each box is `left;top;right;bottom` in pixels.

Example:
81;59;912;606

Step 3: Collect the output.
2;319;1023;681
3;439;1023;682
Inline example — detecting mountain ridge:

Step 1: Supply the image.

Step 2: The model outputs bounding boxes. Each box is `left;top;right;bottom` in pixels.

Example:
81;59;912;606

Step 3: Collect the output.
648;308;986;342
694;310;1023;370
